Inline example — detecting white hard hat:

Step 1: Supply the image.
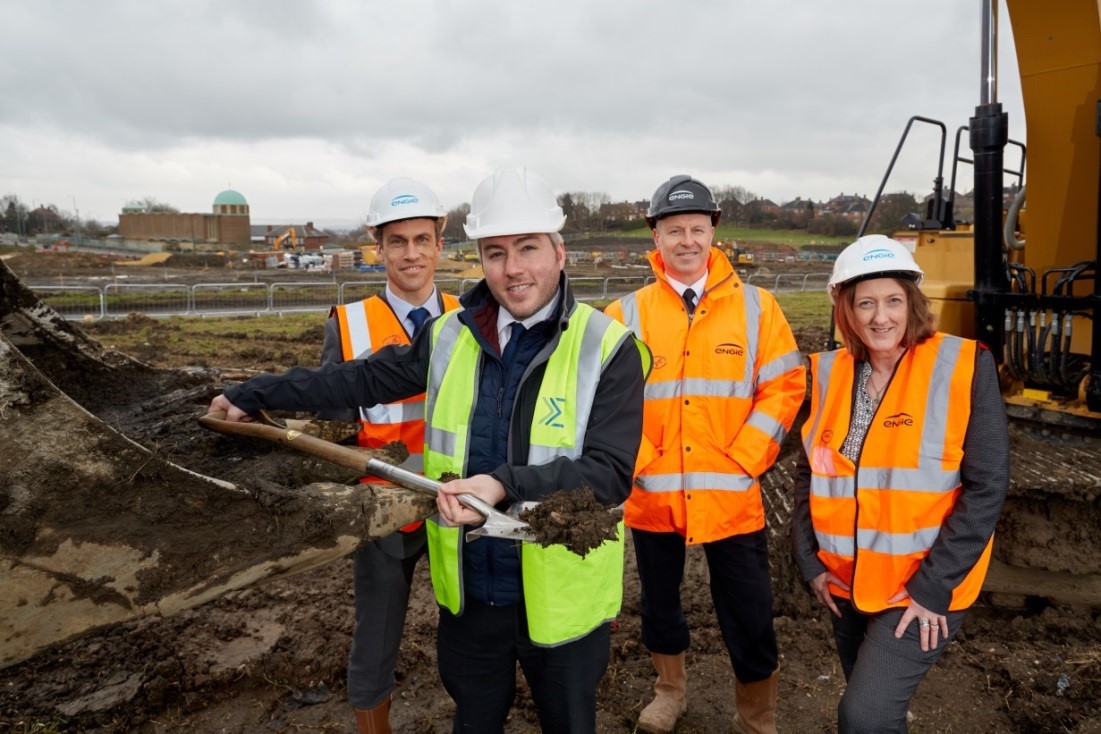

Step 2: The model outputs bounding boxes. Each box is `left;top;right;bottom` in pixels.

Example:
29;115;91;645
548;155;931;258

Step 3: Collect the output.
463;167;566;240
828;235;924;300
366;177;446;228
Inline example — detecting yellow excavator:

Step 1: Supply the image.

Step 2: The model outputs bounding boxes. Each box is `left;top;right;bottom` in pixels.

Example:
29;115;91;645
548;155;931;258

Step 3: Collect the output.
857;0;1101;602
274;226;299;249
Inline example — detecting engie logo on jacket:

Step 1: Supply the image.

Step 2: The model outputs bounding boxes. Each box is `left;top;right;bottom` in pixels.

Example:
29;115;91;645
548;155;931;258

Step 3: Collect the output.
715;342;745;356
882;412;914;428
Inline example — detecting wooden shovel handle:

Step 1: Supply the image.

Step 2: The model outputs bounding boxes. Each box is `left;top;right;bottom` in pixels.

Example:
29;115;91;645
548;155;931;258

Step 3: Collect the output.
198;410;372;474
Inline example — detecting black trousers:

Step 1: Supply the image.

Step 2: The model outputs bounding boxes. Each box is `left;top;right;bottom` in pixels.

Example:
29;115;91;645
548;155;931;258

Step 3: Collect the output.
633;527;778;683
437;597;610;734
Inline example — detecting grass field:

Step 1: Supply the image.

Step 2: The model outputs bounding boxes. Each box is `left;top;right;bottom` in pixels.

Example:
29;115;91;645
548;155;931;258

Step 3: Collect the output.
616;225;851;247
85;289;833;371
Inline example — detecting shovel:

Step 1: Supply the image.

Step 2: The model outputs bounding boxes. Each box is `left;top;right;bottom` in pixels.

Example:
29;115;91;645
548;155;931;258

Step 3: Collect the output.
198;411;538;542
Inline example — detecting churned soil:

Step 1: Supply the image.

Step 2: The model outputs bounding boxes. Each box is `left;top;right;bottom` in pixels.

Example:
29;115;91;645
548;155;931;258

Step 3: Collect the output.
2;252;1100;733
520;488;622;557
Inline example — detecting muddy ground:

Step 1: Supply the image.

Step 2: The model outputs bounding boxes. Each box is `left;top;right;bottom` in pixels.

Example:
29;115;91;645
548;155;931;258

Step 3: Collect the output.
2;251;1101;733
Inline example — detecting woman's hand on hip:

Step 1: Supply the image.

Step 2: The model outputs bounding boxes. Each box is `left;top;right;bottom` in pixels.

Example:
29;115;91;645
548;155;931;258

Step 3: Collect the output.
889;590;949;651
810;572;849;618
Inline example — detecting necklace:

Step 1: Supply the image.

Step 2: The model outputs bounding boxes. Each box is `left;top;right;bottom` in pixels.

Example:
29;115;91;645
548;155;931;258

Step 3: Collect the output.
865;372;887;403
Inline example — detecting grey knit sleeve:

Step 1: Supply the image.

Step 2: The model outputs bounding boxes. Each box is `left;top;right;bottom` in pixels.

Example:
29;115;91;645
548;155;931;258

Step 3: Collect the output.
791;442;830;583
905;345;1009;613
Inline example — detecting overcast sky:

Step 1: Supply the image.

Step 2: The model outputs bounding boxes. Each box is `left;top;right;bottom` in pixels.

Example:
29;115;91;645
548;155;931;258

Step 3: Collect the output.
1;0;1024;228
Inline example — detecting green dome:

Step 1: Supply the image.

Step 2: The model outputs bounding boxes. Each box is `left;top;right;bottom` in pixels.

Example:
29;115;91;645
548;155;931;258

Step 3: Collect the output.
122;201;145;212
213;189;248;206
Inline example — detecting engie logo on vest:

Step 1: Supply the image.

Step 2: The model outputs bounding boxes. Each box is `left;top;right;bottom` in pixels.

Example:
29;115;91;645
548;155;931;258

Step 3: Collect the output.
715;342;745;356
541;397;566;428
882;412;914;428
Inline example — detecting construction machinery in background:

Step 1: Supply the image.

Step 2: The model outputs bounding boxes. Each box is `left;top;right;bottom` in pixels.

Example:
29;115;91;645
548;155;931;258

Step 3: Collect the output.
856;0;1101;603
719;242;756;269
274;226;299;249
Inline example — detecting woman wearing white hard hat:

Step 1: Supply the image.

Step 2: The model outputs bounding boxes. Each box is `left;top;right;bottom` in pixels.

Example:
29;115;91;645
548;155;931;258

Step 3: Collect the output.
791;235;1009;732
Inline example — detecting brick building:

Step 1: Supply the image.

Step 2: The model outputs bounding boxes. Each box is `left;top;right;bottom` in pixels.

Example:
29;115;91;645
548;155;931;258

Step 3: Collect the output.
118;189;252;247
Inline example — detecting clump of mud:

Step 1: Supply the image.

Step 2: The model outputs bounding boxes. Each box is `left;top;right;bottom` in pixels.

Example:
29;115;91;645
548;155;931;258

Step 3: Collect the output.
520;488;620;557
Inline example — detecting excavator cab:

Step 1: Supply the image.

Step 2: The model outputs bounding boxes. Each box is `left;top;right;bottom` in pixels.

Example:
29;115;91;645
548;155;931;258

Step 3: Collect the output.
860;0;1101;429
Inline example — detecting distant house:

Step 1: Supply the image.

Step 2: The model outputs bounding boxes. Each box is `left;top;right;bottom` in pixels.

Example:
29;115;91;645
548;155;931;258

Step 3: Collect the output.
821;193;872;221
264;222;331;251
752;197;780;215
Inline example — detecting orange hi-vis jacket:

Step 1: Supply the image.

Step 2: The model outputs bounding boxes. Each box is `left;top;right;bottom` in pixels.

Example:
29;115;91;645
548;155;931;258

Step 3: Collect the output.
331;292;461;474
605;249;805;544
802;333;993;612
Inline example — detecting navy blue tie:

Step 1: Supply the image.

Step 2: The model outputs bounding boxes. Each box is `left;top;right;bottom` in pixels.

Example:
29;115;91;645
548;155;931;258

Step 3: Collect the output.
408;307;430;337
682;288;697;315
501;322;526;364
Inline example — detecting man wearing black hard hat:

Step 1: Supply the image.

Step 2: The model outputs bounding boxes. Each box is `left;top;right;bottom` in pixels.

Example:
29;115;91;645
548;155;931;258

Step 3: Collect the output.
606;175;805;734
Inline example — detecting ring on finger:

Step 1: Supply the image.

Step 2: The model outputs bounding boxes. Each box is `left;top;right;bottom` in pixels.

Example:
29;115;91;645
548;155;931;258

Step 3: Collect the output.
918;619;930;628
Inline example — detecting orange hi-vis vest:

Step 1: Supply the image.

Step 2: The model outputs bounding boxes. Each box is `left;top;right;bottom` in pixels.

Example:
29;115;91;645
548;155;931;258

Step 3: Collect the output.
606;249;805;544
802;333;993;612
331;291;461;475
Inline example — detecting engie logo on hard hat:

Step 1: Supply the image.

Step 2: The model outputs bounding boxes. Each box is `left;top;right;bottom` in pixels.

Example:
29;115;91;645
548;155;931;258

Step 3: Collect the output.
862;248;896;261
668;189;696;201
391;194;420;207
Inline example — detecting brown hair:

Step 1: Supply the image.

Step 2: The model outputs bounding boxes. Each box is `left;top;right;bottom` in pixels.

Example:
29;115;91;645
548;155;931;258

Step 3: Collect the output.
370;216;447;244
833;276;936;361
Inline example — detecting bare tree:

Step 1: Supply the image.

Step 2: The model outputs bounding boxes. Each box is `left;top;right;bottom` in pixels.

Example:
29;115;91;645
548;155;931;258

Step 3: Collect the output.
138;197;180;214
442;202;470;242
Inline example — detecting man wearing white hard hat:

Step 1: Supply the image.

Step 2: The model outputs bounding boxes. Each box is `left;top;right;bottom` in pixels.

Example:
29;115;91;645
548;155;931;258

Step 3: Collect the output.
318;178;460;733
210;167;650;733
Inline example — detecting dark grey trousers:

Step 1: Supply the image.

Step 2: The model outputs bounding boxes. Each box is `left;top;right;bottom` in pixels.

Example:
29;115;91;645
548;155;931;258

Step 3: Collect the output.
346;529;426;710
831;596;967;733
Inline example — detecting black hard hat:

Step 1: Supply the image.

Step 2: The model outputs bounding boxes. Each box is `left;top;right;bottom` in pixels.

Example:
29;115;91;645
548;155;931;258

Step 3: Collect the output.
646;175;720;228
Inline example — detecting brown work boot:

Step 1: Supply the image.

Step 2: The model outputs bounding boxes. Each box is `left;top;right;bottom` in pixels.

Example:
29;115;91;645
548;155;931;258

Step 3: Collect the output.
730;669;779;734
354;696;392;734
637;651;687;734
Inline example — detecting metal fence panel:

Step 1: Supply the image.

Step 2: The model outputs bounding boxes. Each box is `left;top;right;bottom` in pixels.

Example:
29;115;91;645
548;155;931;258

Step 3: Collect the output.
104;283;190;318
270;281;340;313
192;283;271;316
338;281;386;305
31;286;105;321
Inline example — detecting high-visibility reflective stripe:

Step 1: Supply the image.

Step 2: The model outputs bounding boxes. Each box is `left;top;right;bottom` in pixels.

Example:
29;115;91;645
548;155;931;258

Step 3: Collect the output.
528;311;620;464
742;284;762;371
810;474;855;498
636;471;755;493
759;349;803;384
340;301;375;360
920;335;961;467
361;401;424;424
858;525;942;555
402;453;424;473
644;377;750;401
810;465;960;497
425;316;464;433
815;531;854;556
746;409;787;445
617;291;641;336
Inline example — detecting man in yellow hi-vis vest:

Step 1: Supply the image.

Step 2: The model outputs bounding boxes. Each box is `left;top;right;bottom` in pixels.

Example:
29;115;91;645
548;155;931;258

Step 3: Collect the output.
318;178;459;734
211;167;650;734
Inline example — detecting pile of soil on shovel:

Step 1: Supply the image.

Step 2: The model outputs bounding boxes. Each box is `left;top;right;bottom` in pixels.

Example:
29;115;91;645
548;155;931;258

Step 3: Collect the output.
520;487;620;556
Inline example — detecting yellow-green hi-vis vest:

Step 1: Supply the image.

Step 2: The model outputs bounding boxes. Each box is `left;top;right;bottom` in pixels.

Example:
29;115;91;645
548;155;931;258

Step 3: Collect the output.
423;302;648;646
